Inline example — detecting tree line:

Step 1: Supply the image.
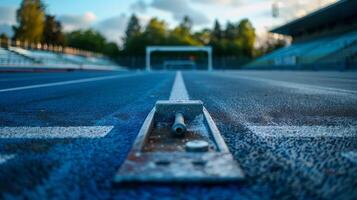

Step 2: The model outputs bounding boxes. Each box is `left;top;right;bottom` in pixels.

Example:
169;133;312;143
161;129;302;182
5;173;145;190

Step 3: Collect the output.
6;0;119;57
122;15;256;59
3;0;285;68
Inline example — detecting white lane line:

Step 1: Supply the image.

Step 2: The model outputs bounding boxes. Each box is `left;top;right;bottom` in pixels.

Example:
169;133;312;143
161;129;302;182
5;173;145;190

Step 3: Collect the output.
0;154;15;165
249;125;357;137
169;71;189;100
217;73;357;95
341;151;357;164
0;73;138;93
0;126;114;139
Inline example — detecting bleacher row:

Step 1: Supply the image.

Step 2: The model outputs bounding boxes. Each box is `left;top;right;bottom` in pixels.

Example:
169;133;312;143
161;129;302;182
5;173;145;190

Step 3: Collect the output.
0;47;119;70
249;31;357;70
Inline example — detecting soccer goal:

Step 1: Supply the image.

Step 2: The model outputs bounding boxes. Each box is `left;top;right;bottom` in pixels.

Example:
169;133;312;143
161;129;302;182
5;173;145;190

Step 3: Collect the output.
146;46;212;71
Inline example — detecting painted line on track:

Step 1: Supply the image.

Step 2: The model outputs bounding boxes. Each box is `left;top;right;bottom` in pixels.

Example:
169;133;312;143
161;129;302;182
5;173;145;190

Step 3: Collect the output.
249;125;357;138
341;151;357;164
0;154;15;165
0;73;140;93
0;126;114;139
215;73;357;95
169;71;189;100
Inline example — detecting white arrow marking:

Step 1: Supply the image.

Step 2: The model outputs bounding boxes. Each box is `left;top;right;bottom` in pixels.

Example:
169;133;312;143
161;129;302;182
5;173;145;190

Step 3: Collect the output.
0;126;114;139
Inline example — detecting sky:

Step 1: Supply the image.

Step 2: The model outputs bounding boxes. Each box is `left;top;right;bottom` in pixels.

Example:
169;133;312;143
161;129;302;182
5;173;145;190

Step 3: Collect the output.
0;0;338;45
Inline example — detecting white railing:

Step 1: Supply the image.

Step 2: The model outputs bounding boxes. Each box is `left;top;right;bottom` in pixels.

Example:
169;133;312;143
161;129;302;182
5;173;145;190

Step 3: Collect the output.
0;38;102;58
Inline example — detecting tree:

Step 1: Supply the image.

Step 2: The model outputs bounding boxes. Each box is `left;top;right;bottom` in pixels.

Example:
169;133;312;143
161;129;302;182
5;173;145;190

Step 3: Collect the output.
179;16;193;33
65;29;106;53
43;15;65;45
225;21;238;40
237;19;256;57
103;42;120;58
212;19;223;40
0;33;9;41
144;18;168;44
0;33;9;46
123;14;143;55
124;14;141;42
168;16;200;46
65;29;120;58
193;29;211;45
255;33;288;57
13;0;45;43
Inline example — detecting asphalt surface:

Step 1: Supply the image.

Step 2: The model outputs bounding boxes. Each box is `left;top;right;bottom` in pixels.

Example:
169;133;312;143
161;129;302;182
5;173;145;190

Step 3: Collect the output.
0;70;356;199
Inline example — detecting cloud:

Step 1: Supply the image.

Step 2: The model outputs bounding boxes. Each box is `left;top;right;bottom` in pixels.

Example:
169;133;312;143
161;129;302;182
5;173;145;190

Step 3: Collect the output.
0;6;16;25
0;6;16;37
273;0;338;21
94;14;128;45
130;0;148;13
191;0;248;6
58;12;97;32
0;24;13;37
151;0;210;25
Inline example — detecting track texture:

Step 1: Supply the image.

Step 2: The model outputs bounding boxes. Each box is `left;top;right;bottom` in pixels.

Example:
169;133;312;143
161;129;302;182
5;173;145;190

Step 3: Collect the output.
0;70;356;199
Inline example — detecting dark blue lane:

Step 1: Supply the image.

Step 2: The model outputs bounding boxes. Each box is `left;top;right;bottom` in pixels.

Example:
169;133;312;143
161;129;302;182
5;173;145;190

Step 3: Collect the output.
183;71;357;199
0;71;179;199
226;70;357;91
0;72;171;126
1;70;356;199
0;71;269;200
0;71;131;90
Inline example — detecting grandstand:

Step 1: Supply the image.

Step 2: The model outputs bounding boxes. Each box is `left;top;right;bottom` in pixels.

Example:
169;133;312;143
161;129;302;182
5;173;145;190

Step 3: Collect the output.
0;45;120;71
248;0;357;70
0;47;34;65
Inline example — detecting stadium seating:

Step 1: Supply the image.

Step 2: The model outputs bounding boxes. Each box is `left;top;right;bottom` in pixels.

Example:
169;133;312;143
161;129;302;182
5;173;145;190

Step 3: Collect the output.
249;31;357;70
9;47;73;65
0;47;118;68
0;47;34;65
62;54;117;66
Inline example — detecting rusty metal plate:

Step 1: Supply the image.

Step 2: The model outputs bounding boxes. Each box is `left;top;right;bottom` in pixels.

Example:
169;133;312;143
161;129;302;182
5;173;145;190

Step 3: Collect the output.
114;101;244;184
114;152;244;183
155;100;203;121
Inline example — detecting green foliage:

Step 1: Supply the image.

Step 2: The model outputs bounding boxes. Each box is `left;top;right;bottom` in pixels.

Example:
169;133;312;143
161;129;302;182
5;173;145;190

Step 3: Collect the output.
43;15;65;45
103;42;120;58
208;19;256;57
65;29;106;53
121;16;257;61
193;29;211;45
10;0;260;64
12;0;66;46
212;20;223;40
179;16;193;33
125;14;141;40
65;29;119;58
13;0;45;43
255;33;288;57
237;19;256;57
143;18;168;45
0;33;9;41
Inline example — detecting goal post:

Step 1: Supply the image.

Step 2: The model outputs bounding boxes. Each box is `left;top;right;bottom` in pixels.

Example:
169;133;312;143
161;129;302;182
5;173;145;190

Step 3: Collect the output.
146;46;213;71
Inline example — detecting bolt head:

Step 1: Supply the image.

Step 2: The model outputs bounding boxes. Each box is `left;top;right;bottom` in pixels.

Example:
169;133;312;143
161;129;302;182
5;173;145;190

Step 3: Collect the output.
185;140;209;152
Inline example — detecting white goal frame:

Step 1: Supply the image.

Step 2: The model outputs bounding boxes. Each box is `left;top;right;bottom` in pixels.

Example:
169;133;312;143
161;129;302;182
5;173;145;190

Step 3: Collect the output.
146;46;212;71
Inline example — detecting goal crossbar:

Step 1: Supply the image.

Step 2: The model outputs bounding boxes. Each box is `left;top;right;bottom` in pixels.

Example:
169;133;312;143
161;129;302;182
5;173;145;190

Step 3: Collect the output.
146;46;212;71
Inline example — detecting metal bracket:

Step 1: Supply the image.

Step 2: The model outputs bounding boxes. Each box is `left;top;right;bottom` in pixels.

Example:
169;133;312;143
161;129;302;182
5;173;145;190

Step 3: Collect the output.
114;100;244;183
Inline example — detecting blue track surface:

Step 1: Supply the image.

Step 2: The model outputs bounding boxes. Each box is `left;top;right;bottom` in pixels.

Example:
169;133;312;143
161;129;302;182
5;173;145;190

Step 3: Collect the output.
0;70;356;199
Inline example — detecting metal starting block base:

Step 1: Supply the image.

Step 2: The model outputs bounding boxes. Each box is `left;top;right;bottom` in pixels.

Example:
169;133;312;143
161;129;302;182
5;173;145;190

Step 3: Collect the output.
114;100;244;183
